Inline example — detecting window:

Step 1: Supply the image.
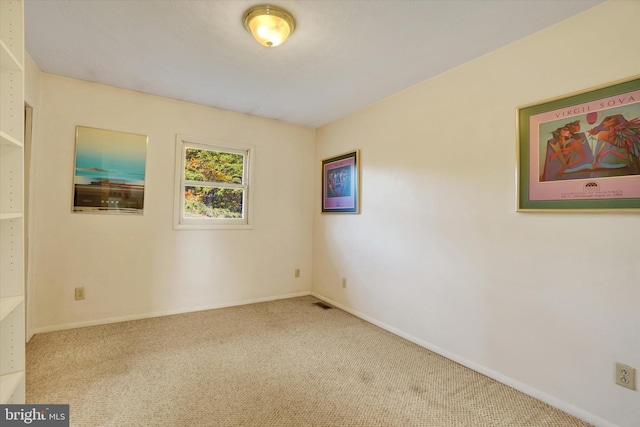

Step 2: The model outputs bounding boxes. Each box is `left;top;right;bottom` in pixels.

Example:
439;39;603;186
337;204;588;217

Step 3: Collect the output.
174;135;253;229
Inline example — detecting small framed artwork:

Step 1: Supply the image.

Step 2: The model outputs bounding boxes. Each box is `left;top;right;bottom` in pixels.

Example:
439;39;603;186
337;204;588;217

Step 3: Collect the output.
517;76;640;212
322;150;360;213
73;126;148;214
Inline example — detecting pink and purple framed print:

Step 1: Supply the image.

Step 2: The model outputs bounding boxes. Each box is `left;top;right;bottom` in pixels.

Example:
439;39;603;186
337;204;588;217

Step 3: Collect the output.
322;150;360;214
517;76;640;212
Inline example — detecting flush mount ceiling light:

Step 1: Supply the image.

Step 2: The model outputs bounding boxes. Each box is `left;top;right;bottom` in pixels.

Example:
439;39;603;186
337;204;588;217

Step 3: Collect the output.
243;5;296;47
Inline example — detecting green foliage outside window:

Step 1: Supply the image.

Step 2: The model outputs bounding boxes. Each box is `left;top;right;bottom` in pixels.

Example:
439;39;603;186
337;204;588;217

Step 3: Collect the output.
184;149;245;218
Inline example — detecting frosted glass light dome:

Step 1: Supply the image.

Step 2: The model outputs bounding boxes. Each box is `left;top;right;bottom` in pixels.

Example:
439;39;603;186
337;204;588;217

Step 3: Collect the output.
243;5;296;47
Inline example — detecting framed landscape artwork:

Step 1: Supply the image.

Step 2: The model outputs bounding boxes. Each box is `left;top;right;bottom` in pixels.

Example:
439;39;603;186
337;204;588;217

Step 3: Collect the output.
322;150;360;213
517;76;640;212
73;126;148;214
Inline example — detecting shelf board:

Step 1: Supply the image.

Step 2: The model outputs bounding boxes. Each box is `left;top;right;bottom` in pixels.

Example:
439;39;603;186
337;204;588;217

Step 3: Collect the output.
0;371;24;404
0;213;23;221
0;40;23;71
0;130;23;148
0;296;22;322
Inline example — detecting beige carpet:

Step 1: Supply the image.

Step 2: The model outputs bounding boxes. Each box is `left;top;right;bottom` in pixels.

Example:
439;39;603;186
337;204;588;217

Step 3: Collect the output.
27;296;592;426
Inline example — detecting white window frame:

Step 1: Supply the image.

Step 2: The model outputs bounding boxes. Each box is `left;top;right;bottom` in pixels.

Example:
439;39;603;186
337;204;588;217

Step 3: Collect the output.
174;135;254;230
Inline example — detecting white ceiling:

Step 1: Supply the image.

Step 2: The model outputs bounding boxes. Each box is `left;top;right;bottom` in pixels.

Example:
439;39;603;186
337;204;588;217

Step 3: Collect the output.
24;0;603;128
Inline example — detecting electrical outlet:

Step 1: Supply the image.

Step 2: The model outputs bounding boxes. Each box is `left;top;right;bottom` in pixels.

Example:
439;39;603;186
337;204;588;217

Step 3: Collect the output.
615;363;636;390
75;287;85;301
342;278;347;288
294;268;300;278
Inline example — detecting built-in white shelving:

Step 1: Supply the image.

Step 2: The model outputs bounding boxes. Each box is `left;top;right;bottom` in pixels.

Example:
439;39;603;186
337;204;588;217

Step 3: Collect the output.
0;0;25;405
0;371;24;404
1;130;24;149
0;213;22;221
0;296;22;322
0;39;22;70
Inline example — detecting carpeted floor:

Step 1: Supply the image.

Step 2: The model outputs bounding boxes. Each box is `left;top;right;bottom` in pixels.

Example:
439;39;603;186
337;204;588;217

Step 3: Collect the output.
27;296;592;426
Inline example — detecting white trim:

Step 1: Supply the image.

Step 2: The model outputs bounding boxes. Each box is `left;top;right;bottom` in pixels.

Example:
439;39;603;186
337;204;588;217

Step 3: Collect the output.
310;291;619;427
31;291;311;335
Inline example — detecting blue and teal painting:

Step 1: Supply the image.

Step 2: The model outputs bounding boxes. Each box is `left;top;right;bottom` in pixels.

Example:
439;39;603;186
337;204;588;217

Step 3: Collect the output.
73;126;147;214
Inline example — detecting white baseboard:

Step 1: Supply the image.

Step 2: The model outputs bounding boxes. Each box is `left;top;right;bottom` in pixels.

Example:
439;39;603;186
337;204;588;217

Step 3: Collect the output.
31;291;312;335
311;291;618;427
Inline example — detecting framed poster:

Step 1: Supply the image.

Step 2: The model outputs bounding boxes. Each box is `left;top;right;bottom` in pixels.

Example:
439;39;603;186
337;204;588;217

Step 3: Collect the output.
73;126;148;214
517;76;640;212
321;150;360;213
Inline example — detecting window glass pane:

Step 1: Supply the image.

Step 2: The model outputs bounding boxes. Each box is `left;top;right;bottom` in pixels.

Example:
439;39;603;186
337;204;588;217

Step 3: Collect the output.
184;148;244;184
184;186;243;218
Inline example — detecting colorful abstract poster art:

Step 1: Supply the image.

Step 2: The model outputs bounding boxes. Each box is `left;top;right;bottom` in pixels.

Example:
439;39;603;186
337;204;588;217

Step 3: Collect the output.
518;77;640;211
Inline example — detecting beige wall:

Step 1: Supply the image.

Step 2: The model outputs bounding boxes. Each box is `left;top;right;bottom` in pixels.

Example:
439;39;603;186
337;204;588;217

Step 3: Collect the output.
28;73;315;332
313;2;640;427
25;1;639;426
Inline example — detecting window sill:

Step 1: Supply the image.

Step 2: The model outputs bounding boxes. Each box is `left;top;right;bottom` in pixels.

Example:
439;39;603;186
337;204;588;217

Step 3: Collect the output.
173;222;253;230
